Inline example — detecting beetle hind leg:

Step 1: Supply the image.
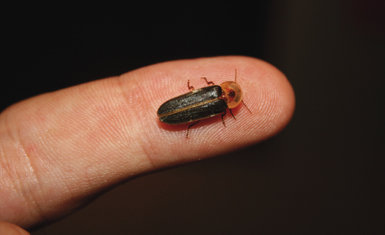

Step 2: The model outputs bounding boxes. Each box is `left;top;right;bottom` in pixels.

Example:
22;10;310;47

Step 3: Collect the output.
186;121;200;139
187;80;195;91
201;77;215;85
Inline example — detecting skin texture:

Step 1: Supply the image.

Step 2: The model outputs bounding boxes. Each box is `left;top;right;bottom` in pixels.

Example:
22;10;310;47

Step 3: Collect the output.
0;56;295;231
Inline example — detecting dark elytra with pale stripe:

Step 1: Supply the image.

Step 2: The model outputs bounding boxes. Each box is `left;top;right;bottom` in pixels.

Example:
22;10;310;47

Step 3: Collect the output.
157;85;227;124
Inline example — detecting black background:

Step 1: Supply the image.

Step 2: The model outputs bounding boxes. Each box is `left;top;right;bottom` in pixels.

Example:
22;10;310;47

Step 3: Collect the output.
2;1;384;235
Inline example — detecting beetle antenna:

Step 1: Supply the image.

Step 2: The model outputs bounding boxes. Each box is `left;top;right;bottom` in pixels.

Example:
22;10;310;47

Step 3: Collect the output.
234;69;238;83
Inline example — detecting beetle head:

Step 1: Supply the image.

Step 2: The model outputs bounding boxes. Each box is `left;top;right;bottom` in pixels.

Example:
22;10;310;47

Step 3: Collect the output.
220;81;243;109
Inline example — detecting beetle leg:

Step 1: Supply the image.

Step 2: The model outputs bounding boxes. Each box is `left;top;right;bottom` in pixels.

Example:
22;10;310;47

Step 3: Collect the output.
201;77;215;85
186;121;200;138
221;110;227;127
229;109;236;120
242;100;253;114
187;80;194;91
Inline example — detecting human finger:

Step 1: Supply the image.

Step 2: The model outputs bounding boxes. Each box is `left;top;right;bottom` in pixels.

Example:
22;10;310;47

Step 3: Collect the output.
0;56;295;228
0;221;29;235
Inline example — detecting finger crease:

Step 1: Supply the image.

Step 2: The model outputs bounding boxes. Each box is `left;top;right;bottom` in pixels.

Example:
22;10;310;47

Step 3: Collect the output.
115;75;157;170
14;127;47;223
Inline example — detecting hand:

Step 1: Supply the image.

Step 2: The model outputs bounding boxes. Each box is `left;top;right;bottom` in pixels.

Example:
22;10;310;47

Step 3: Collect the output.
0;56;295;233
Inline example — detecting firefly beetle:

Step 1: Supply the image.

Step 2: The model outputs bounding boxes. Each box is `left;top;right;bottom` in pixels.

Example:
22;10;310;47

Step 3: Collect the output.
157;69;251;138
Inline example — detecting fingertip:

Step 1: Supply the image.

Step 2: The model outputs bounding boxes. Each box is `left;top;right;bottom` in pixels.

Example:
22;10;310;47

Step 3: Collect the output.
242;56;295;139
140;56;295;155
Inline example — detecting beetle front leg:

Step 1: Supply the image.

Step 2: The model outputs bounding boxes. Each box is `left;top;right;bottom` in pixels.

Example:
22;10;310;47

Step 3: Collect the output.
221;110;227;127
241;100;253;114
229;109;236;120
